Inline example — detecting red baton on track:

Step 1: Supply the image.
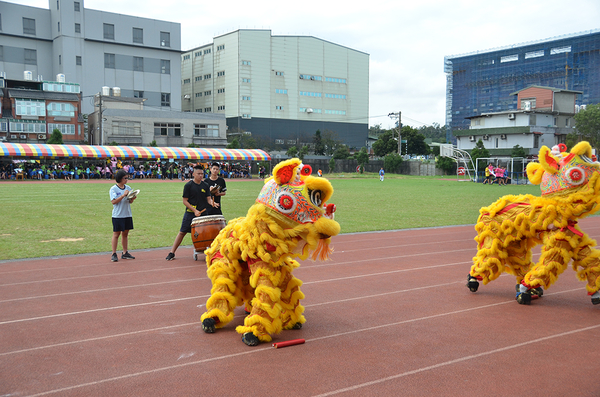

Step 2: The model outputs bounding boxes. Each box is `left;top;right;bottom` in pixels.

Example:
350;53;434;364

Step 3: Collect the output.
272;339;305;348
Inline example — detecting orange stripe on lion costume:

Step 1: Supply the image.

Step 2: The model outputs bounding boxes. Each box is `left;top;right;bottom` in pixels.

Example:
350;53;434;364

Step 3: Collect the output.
468;141;600;305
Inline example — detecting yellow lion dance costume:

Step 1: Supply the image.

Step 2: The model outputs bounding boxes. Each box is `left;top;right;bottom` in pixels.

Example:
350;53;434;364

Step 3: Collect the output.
200;158;341;345
468;141;600;305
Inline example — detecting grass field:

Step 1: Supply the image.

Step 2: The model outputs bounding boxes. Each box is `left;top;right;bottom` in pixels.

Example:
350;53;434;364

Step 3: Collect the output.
0;174;542;260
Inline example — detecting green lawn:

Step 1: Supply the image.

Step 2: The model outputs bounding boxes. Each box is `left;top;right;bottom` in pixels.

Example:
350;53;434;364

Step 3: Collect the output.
0;174;542;260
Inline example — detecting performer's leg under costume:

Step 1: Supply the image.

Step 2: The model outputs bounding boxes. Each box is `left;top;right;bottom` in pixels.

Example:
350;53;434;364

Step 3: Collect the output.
571;233;600;295
523;231;574;290
278;264;306;330
201;258;244;327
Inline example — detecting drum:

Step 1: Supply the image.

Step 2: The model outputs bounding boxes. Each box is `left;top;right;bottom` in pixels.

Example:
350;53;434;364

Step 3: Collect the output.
191;215;226;251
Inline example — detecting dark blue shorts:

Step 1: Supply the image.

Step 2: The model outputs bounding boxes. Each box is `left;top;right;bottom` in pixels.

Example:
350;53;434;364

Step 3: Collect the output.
112;217;134;232
180;211;196;233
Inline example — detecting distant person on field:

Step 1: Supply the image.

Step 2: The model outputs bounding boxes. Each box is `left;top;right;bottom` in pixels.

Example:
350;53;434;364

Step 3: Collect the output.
109;169;136;262
379;167;385;181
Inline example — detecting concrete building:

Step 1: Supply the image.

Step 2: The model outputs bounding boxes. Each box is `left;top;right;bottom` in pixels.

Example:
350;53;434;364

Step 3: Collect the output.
88;95;226;147
445;29;600;143
0;75;84;143
181;29;369;149
453;86;580;156
0;0;182;114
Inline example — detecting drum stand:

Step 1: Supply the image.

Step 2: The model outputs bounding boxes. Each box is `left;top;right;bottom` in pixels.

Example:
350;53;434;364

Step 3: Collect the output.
193;249;204;261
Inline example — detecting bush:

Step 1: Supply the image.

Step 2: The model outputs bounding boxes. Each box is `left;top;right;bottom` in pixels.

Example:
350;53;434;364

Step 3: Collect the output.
383;153;403;173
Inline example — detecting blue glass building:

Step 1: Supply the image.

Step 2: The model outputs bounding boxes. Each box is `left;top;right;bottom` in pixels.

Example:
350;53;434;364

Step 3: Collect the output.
444;29;600;143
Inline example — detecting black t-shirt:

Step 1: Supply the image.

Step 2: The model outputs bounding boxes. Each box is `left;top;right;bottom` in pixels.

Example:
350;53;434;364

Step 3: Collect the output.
204;176;226;215
182;179;210;215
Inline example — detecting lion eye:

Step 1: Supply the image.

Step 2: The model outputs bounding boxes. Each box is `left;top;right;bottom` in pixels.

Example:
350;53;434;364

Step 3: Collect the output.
309;189;322;207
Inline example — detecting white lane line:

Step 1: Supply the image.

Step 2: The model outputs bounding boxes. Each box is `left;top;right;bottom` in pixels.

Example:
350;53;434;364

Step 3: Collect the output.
23;288;589;397
311;322;600;396
0;278;206;304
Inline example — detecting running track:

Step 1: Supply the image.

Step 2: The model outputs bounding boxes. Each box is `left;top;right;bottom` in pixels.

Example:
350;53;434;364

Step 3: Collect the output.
1;219;600;396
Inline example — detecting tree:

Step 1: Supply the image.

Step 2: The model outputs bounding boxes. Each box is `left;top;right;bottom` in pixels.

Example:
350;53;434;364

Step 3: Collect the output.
322;130;342;156
418;123;447;143
149;140;157;147
372;130;398;157
436;156;456;175
511;144;527;158
355;147;369;171
402;126;429;156
47;128;63;144
328;158;336;173
286;146;299;158
383;153;403;173
566;131;580;150
470;139;490;171
332;145;350;159
227;138;240;149
313;130;325;155
574;104;600;149
298;145;310;160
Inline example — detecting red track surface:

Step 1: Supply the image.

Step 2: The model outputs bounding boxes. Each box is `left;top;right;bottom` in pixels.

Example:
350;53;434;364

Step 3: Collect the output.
2;219;600;396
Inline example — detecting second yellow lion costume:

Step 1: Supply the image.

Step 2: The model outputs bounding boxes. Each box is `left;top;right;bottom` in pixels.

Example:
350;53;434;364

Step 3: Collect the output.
468;141;600;305
200;158;341;345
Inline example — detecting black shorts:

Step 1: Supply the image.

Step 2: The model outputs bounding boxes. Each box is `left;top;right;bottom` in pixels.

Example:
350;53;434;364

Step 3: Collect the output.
113;217;134;232
180;211;197;234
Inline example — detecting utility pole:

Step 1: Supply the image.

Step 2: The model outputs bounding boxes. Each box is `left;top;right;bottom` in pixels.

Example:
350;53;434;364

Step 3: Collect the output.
98;92;104;145
388;111;402;155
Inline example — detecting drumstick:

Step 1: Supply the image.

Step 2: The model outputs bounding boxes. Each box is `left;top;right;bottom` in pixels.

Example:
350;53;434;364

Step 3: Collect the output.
272;339;305;348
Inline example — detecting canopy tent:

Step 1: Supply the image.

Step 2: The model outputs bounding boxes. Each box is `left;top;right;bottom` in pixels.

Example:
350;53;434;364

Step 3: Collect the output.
0;142;270;162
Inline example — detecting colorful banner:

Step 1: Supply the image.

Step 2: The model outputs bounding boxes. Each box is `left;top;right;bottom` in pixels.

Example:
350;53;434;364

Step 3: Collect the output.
0;143;271;161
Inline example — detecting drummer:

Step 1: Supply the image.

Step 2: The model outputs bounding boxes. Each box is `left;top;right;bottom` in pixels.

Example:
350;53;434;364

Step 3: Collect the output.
204;162;226;216
166;164;217;261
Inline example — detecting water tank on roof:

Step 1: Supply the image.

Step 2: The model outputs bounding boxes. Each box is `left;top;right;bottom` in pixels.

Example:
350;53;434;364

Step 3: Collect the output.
112;87;121;97
56;74;66;83
24;71;33;81
102;86;110;96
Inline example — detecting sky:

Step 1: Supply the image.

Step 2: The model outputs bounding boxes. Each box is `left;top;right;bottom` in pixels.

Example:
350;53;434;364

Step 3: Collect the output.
8;0;600;129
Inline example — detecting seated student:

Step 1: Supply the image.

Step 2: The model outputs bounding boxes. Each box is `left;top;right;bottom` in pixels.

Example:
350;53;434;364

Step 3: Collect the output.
503;167;511;185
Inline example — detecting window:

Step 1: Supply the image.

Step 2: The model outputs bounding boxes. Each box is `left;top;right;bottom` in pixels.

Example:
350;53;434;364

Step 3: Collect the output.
242;114;251;119
195;109;202;112
217;71;225;77
217;105;225;111
217;88;225;93
217;44;225;51
161;93;170;107
204;91;211;96
242;96;251;100
204;74;211;79
160;31;170;47
299;91;321;97
183;79;190;84
324;93;346;99
325;77;346;83
275;139;284;144
48;123;75;135
104;53;115;69
75;23;80;33
195;51;202;57
204;107;211;112
58;54;61;65
23;18;36;35
154;122;181;136
134;91;144;98
325;109;346;115
195;93;202;97
275;71;284;76
242;78;251;83
500;54;518;63
47;102;75;117
194;124;219;137
276;106;283;110
299;74;322;81
183;54;190;61
242;60;251;66
195;76;201;82
112;121;141;136
76;56;82;65
74;1;80;11
58;22;60;32
204;49;211;55
534;134;540;148
103;23;114;40
133;56;143;72
16;99;45;116
133;27;143;44
10;121;46;133
275;89;288;94
160;59;170;74
24;49;37;65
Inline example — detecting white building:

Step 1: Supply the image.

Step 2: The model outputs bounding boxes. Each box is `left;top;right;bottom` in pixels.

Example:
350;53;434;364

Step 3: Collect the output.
181;29;369;148
454;86;581;156
0;0;182;114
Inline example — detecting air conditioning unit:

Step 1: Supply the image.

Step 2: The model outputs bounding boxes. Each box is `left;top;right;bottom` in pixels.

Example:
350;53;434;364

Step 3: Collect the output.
483;135;489;140
469;135;475;142
508;113;515;120
500;134;507;140
20;134;27;139
183;94;191;99
38;134;46;140
10;134;17;139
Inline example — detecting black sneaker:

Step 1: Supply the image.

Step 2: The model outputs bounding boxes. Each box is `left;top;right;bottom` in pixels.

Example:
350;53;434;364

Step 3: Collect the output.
122;251;135;260
111;253;118;262
166;252;175;261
